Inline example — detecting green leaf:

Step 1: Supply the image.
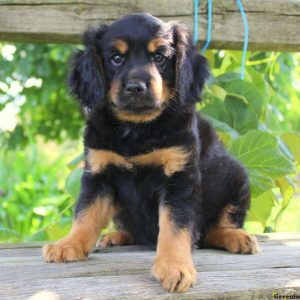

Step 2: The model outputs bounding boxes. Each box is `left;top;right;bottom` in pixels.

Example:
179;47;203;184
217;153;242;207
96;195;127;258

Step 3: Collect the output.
46;218;72;241
222;80;266;119
209;85;227;101
224;95;259;134
276;176;295;205
203;116;239;139
246;190;276;228
229;130;294;178
229;130;294;196
281;132;300;164
0;226;20;242
67;153;84;170
215;72;240;83
65;167;83;200
247;169;275;198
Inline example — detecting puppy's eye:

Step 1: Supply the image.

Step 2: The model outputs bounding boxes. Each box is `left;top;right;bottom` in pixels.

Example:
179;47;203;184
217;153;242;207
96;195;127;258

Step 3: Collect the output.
111;54;124;66
152;53;165;64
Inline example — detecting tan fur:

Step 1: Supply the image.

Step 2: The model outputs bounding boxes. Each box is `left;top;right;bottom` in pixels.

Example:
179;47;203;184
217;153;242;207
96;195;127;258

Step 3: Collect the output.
113;109;163;123
218;204;237;228
130;147;190;176
113;39;129;54
204;205;260;254
87;147;190;176
108;80;120;105
109;63;172;123
97;231;134;248
162;80;172;102
43;197;117;262
113;76;172;123
147;38;166;52
150;77;163;102
87;149;133;174
152;206;197;293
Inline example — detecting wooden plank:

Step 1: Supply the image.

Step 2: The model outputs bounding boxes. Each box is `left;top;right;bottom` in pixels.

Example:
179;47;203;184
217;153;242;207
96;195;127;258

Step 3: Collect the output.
0;268;300;299
0;233;299;299
1;246;300;281
0;0;299;51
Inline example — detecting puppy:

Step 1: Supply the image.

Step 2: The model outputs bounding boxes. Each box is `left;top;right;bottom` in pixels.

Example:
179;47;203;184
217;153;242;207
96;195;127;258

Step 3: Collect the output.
43;13;259;293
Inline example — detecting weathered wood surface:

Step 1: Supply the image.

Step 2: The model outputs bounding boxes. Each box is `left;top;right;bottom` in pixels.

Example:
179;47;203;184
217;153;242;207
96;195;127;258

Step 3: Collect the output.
0;233;300;299
0;0;300;51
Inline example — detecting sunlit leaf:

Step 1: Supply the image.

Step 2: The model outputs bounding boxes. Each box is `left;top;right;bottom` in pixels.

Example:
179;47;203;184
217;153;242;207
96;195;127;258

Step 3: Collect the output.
281;132;300;164
246;191;276;228
65;168;83;200
229;130;294;179
276;176;295;206
68;153;84;170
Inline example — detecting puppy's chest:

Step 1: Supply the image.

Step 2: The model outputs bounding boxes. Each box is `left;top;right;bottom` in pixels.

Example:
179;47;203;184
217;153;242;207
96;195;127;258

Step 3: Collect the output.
86;145;191;177
86;122;191;176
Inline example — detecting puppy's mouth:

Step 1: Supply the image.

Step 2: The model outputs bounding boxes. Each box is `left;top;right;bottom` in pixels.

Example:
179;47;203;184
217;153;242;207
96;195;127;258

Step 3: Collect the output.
111;100;162;115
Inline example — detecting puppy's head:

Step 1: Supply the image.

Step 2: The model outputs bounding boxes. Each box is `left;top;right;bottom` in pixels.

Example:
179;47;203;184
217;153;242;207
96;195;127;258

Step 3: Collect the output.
69;13;209;122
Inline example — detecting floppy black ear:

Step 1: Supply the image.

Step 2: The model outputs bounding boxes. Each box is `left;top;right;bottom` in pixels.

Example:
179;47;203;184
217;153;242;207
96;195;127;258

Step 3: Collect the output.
172;23;210;103
68;25;108;110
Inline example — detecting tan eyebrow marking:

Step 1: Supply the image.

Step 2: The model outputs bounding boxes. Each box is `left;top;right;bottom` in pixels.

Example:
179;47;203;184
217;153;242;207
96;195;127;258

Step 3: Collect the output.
147;37;167;53
113;39;129;54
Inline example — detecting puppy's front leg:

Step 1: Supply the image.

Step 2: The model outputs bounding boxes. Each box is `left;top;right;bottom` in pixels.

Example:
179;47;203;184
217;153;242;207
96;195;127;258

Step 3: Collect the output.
152;205;197;293
43;172;117;263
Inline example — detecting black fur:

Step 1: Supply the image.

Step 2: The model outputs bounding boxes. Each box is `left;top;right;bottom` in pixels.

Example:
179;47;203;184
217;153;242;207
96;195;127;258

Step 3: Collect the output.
69;13;250;248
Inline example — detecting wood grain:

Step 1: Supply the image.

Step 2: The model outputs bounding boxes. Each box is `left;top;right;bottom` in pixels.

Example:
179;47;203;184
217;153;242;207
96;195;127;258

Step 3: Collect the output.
0;0;299;51
0;233;299;299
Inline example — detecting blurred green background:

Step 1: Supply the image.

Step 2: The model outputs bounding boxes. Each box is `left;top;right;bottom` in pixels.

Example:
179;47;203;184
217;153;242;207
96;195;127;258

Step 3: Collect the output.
0;42;299;242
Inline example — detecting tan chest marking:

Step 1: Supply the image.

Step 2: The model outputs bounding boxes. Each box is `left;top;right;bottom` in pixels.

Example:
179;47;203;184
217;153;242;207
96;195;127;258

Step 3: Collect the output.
129;147;190;176
87;146;190;176
87;149;133;174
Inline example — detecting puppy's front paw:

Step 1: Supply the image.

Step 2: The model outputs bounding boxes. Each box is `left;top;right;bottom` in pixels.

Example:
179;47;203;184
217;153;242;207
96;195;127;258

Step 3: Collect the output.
43;239;88;263
225;229;260;254
152;256;197;293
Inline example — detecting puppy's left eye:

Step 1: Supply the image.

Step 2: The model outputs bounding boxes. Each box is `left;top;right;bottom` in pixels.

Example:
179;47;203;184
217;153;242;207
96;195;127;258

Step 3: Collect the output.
111;54;124;66
152;53;165;64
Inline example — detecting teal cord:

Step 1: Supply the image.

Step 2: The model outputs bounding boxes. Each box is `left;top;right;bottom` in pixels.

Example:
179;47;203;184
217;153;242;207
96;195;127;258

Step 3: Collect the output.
193;0;249;80
193;0;199;44
236;0;249;79
201;0;212;53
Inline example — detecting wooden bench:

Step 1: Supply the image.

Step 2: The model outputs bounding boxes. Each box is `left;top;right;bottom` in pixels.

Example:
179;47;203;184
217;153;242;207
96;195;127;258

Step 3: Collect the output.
0;233;299;299
0;0;300;51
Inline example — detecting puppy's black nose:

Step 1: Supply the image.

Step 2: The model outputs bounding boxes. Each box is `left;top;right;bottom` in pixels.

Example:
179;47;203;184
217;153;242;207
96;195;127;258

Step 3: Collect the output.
125;81;147;96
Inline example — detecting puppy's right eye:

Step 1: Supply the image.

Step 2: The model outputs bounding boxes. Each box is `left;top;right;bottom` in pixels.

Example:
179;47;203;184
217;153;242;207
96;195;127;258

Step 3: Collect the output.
111;54;124;66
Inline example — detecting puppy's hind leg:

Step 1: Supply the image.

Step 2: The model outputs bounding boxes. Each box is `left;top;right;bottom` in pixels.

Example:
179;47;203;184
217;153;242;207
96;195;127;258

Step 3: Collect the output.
97;231;134;248
201;156;260;254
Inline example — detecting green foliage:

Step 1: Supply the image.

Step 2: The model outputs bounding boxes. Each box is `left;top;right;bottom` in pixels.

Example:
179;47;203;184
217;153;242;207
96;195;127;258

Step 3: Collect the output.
0;144;74;242
200;50;300;233
0;43;83;149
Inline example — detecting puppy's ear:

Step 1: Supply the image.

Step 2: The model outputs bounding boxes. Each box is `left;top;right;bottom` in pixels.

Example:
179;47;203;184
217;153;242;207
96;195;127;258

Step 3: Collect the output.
68;25;108;110
172;23;209;103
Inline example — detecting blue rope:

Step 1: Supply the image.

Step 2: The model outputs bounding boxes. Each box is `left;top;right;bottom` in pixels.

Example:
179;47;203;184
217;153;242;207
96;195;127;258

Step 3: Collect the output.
201;0;212;53
236;0;249;79
193;0;199;44
193;0;249;80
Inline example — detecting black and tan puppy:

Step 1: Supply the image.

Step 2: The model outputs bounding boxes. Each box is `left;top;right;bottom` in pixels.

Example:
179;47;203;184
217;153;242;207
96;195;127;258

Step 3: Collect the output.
43;13;259;293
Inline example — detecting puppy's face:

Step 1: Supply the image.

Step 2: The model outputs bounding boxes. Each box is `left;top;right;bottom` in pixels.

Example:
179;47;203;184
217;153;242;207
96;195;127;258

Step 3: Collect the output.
69;13;209;123
101;16;176;122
